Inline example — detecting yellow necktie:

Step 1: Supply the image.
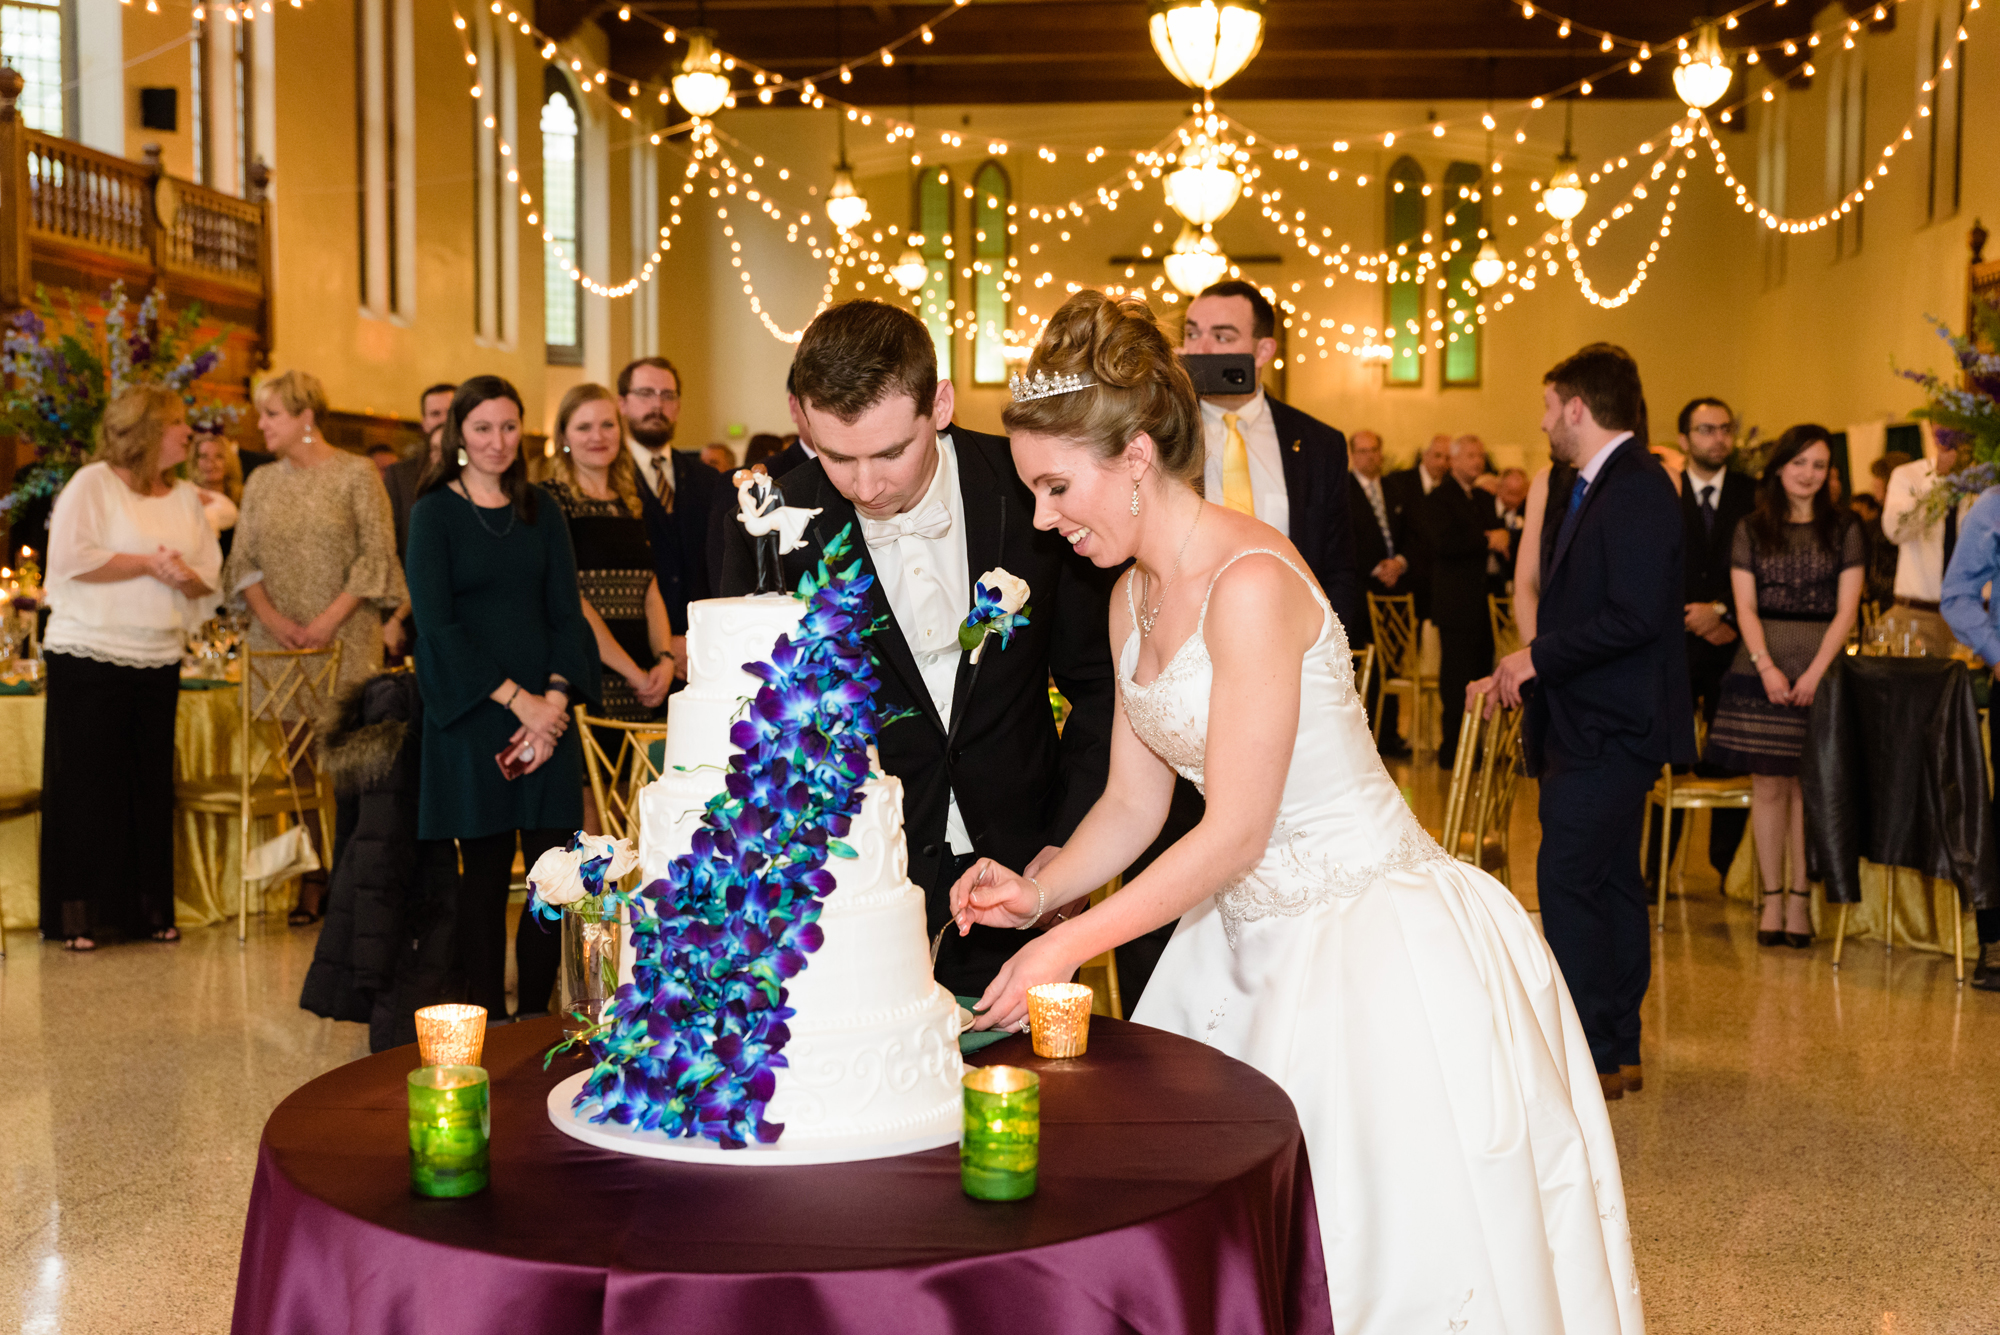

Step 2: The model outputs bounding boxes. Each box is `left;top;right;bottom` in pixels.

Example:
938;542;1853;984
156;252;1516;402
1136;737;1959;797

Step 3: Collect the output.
1221;412;1256;516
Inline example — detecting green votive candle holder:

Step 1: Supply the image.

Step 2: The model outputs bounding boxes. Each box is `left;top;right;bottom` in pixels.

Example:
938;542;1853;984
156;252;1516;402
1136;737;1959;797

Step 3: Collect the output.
408;1065;490;1198
962;1065;1039;1201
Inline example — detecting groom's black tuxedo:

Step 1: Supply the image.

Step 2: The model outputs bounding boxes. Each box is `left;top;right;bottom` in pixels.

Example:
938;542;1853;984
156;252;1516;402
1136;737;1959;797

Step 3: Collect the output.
718;426;1118;994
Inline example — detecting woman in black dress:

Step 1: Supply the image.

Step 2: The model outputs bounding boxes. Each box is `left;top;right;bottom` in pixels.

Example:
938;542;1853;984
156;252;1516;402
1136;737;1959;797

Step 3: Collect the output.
1705;425;1863;948
407;377;599;1019
541;383;674;720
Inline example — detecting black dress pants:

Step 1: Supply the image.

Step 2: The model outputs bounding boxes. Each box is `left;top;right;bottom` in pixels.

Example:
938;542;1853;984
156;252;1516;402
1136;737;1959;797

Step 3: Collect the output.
1537;747;1658;1074
40;652;179;940
457;827;569;1017
1436;618;1494;759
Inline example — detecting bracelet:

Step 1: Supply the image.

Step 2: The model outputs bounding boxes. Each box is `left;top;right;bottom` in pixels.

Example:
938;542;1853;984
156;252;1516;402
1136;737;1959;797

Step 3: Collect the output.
1021;877;1046;929
503;683;522;709
1749;650;1769;666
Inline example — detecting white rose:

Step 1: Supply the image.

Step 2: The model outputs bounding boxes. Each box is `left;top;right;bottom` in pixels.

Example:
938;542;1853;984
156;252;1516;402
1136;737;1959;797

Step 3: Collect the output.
577;833;641;884
977;567;1031;616
528;846;588;907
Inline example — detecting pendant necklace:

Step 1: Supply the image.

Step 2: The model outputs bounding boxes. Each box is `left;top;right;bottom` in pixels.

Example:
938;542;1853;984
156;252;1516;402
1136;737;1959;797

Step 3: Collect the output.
455;479;516;538
1137;503;1202;639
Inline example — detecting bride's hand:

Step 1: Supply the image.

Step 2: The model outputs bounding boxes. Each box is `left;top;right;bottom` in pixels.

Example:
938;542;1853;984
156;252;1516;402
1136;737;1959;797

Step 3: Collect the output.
949;858;1041;933
968;933;1079;1032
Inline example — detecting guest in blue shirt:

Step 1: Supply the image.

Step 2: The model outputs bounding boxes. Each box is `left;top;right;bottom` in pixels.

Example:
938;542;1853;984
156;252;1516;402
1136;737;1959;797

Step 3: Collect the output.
1939;486;2000;991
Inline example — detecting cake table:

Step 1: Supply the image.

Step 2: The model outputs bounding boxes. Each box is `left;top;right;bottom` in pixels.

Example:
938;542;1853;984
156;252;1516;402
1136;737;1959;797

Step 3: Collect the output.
231;1015;1332;1335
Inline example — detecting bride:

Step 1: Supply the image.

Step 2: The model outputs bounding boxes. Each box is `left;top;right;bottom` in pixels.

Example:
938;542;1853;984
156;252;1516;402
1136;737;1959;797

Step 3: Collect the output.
952;292;1643;1334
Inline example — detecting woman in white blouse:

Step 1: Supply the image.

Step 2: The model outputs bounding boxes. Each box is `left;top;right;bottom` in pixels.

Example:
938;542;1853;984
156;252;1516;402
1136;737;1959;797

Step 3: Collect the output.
41;385;221;950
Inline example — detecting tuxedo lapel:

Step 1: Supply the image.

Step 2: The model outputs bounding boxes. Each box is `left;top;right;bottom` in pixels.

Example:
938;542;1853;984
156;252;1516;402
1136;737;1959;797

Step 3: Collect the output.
1269;398;1312;531
799;479;944;736
1549;437;1640;580
946;433;1009;747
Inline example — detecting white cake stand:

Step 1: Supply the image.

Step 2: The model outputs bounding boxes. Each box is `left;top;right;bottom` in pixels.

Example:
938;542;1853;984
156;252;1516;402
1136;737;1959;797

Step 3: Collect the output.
545;1070;963;1166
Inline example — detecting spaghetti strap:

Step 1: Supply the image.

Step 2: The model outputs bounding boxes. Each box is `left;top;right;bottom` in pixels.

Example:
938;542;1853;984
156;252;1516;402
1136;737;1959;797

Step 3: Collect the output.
1196;548;1328;634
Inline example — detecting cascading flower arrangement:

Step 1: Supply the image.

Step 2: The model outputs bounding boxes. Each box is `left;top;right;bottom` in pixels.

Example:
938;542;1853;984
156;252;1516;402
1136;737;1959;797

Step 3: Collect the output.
0;283;239;518
1900;298;2000;509
560;527;882;1149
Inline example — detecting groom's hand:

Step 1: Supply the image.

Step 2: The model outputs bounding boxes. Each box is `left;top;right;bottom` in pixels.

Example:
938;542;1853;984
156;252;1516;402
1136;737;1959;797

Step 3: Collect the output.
1024;845;1061;879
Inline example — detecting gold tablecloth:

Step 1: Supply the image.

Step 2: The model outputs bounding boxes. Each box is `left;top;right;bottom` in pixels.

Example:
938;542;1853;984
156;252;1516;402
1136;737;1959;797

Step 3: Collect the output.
1719;818;1976;958
0;688;291;935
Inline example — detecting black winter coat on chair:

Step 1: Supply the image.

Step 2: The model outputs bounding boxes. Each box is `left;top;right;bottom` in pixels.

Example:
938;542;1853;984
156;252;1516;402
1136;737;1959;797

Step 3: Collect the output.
300;671;463;1052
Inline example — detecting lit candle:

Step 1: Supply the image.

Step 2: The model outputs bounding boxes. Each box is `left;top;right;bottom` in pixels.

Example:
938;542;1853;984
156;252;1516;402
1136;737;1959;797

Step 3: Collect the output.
407;1065;490;1198
414;1003;487;1067
1026;982;1094;1059
961;1066;1039;1201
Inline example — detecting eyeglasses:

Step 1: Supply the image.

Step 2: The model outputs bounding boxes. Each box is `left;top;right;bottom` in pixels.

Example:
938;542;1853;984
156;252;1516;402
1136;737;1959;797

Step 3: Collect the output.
625;388;679;404
1689;423;1736;438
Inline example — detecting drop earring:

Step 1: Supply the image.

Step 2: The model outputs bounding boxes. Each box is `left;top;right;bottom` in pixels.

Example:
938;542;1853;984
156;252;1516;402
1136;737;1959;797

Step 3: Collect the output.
1130;481;1141;515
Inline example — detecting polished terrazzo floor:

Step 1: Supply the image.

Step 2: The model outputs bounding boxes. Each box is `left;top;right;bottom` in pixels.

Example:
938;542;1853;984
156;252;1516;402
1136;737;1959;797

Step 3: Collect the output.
3;801;1997;1333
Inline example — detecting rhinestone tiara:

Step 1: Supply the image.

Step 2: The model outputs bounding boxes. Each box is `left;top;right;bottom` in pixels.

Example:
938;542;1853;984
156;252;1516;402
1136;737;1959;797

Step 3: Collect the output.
1008;368;1097;403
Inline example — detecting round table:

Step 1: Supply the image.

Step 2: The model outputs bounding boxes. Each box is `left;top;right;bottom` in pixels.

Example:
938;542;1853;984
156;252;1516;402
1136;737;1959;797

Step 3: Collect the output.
232;1016;1332;1335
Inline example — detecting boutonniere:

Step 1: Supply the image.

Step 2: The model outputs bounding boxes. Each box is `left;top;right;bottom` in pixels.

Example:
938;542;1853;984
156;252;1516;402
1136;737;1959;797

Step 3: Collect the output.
959;567;1032;664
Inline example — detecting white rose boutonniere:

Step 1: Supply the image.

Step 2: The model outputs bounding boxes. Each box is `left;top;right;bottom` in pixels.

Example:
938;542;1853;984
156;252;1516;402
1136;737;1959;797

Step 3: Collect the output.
959;567;1032;664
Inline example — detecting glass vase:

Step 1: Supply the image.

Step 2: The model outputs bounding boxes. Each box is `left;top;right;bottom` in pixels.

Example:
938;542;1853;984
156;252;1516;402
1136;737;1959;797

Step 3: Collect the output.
559;897;622;1037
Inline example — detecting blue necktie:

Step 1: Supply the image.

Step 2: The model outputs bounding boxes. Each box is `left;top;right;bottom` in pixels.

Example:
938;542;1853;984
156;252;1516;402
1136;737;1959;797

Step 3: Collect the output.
1552;476;1590;569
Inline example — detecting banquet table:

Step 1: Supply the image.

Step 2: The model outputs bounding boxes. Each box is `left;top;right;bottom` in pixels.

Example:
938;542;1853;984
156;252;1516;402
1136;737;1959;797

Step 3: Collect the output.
0;682;288;936
231;1015;1333;1335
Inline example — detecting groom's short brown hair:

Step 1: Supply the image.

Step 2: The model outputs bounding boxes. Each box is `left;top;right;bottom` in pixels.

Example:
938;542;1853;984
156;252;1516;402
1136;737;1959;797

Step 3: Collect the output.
791;300;939;425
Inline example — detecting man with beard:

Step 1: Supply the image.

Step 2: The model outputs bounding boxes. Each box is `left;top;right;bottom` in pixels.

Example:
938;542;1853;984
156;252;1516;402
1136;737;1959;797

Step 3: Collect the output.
618;357;724;679
1478;343;1694;1101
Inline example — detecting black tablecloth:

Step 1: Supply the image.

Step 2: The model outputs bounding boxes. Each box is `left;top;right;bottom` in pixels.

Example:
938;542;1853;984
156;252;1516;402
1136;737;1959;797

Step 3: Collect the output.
231;1015;1333;1335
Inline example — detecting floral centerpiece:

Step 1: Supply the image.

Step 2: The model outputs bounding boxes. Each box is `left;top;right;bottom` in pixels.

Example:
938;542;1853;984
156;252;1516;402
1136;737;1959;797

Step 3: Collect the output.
553;527;885;1149
0;283;239;520
1901;298;2000;507
527;832;643;1033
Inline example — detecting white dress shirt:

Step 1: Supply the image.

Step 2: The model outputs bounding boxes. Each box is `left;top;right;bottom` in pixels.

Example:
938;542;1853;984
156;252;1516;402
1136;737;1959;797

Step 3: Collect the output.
865;432;973;854
1199;391;1288;535
628;440;674;503
1577;431;1631;491
1883;457;1970;601
1685;462;1726;521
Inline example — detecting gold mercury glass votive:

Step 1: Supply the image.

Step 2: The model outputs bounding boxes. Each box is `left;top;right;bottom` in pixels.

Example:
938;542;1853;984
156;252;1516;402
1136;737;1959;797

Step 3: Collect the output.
414;1004;487;1068
1026;982;1094;1059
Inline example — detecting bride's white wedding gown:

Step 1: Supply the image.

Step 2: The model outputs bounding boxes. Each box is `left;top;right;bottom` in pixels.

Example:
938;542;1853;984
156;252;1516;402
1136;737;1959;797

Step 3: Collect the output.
1124;550;1643;1335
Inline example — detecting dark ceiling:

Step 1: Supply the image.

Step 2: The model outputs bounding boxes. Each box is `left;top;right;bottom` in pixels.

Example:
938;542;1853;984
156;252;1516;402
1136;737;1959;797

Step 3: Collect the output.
533;1;1886;107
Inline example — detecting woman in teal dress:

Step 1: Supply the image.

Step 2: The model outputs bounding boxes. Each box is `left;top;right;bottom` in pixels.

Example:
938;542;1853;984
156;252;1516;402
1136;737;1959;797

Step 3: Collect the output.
407;376;600;1019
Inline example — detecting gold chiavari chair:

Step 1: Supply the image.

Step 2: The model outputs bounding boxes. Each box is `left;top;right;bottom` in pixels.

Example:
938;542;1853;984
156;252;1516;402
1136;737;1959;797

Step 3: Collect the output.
1437;694;1527;886
175;644;343;941
1367;592;1435;753
1075;877;1125;1020
1351;644;1376;715
1488;594;1520;660
0;784;37;957
574;709;670;844
1638;714;1753;931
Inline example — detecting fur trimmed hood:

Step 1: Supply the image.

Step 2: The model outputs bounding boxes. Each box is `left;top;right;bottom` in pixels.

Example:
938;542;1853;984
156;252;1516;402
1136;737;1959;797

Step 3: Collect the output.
317;672;416;797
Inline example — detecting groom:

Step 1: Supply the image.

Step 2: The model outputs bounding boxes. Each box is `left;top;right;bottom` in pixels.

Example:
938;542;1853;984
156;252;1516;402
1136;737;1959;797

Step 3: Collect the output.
717;300;1117;996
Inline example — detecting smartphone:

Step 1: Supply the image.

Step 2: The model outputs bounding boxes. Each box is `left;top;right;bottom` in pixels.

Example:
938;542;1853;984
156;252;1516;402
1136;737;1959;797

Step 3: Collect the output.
495;739;535;781
1179;352;1258;397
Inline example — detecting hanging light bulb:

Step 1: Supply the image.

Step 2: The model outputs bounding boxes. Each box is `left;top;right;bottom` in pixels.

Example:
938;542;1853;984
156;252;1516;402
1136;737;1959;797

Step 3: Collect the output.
1164;134;1243;226
1163;223;1229;296
672;29;730;118
1148;0;1266;92
1673;21;1734;109
1470;239;1506;287
1542;100;1587;221
826;166;870;231
890;245;929;291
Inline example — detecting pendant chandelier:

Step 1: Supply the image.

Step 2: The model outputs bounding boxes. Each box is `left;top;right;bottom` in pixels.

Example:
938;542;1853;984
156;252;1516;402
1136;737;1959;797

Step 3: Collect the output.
890;246;929;292
1672;21;1734;110
1164;134;1243;227
1470;240;1505;288
1148;0;1267;92
1542;100;1588;223
822;1;869;232
1163;223;1229;296
672;7;730;120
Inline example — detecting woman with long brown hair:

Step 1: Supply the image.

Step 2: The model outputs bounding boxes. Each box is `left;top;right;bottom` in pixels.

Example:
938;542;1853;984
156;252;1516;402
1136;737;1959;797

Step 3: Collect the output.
541;383;674;718
41;385;221;949
1705;424;1864;946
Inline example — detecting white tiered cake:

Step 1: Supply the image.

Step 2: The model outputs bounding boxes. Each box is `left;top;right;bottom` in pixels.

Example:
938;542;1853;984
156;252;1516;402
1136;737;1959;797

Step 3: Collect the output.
546;594;965;1165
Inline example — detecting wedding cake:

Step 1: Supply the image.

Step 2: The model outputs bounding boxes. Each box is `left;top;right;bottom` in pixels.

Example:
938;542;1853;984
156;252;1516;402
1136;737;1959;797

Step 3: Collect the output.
546;592;965;1165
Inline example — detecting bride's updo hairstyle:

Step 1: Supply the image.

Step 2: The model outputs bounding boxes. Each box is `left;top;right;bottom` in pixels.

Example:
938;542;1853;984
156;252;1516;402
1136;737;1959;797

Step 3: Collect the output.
1002;290;1204;492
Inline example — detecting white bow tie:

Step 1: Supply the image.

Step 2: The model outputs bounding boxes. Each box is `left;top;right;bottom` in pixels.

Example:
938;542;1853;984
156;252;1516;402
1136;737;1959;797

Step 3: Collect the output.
860;502;952;549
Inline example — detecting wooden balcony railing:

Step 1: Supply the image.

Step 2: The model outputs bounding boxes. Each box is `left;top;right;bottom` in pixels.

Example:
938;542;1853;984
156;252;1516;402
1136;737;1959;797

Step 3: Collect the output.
0;66;270;354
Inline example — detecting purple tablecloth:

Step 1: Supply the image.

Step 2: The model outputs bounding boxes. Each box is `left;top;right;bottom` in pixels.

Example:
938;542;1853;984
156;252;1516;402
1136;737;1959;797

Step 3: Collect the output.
231;1015;1332;1335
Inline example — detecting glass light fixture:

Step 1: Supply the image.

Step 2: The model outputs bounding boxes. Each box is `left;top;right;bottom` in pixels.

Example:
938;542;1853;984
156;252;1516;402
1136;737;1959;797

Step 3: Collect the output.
826;166;869;231
1148;0;1266;92
890;246;929;292
1163;223;1229;296
1470;239;1505;287
1673;21;1733;110
1164;135;1242;226
1542;100;1587;222
672;29;730;118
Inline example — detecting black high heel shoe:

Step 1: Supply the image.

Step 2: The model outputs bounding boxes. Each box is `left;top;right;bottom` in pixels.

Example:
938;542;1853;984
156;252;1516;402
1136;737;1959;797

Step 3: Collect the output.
1784;888;1815;949
1756;887;1786;947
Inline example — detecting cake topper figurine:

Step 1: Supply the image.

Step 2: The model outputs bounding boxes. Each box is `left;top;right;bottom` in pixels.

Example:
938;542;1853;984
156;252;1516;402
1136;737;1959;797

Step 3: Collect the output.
734;465;822;594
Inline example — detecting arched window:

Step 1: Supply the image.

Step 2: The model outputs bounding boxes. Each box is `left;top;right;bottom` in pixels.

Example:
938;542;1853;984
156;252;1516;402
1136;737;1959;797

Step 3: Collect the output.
541;67;581;362
917;167;954;379
1441;161;1482;387
972;161;1011;386
1383;156;1426;386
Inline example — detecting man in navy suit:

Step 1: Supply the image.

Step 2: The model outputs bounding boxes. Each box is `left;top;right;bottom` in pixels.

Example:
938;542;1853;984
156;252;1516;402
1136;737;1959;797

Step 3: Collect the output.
1480;344;1695;1102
